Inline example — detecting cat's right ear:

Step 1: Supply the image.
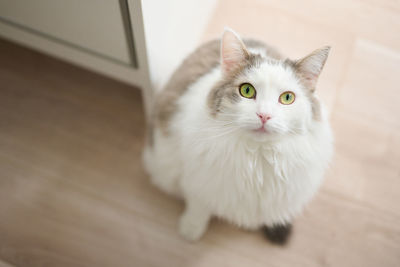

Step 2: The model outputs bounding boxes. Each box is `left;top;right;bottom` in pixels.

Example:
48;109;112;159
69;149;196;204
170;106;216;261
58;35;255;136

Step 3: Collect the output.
221;28;249;76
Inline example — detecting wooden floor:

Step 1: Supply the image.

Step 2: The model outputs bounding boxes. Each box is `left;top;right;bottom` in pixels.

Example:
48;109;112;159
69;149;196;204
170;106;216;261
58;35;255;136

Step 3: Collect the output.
1;0;400;265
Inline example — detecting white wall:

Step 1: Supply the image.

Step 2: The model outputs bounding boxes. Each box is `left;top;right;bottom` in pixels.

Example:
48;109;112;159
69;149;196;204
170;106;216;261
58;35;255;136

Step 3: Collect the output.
141;0;217;91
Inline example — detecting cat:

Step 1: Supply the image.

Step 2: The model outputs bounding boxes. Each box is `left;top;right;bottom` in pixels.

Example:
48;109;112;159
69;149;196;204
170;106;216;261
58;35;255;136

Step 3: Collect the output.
143;28;333;244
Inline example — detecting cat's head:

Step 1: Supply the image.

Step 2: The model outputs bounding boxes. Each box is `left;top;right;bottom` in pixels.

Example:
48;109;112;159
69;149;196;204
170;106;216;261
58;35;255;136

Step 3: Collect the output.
208;28;330;140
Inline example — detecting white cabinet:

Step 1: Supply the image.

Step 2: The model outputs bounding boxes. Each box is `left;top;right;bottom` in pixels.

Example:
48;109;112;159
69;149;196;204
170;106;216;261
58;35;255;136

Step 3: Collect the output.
0;0;133;65
0;0;152;114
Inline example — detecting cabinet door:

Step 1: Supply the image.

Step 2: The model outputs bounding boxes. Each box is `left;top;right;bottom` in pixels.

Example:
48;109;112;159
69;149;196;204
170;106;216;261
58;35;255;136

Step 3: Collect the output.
0;0;134;65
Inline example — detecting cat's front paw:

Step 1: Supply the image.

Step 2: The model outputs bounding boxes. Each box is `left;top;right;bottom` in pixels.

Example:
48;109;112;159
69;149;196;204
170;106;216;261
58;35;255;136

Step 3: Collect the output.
179;212;208;242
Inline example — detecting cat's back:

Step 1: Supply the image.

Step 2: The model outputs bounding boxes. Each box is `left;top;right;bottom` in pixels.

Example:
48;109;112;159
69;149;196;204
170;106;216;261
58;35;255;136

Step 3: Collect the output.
154;40;221;133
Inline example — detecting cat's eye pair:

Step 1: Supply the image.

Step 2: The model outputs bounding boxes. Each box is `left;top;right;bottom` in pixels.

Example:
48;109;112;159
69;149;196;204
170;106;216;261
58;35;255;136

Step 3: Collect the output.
239;83;296;105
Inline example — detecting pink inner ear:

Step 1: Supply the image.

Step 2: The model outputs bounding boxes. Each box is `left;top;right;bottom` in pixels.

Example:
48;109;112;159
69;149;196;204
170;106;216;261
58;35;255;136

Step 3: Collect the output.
301;72;319;90
305;73;318;81
221;29;248;75
222;56;239;73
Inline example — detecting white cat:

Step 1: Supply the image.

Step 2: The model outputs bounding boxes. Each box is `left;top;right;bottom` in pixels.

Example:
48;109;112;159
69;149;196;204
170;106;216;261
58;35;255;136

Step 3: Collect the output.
143;28;333;243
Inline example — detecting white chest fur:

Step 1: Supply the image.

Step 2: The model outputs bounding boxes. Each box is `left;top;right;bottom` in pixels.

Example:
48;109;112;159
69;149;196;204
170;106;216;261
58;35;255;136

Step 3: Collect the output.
178;124;331;228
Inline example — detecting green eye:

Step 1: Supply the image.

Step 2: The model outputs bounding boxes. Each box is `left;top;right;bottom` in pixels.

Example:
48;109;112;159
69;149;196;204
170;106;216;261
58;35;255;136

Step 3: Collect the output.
279;91;295;105
239;83;256;99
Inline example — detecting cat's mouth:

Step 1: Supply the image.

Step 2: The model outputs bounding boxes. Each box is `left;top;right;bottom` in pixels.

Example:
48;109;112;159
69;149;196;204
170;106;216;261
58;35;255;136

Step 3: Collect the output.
253;126;269;134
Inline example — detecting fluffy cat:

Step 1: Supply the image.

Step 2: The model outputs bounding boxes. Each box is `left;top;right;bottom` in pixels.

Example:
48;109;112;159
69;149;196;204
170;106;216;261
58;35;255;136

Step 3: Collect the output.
143;28;333;243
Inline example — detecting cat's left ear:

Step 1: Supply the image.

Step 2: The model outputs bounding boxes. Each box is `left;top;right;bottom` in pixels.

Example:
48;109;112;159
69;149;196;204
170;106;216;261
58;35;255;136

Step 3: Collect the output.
220;28;249;76
294;46;330;92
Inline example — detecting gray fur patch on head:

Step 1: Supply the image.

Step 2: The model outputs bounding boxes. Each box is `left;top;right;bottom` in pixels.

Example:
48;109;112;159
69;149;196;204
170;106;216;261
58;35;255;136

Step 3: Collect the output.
207;53;264;116
244;39;283;60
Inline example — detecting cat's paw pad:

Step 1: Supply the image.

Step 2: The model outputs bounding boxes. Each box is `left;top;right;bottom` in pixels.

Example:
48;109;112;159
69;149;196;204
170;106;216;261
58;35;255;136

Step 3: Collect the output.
179;213;207;242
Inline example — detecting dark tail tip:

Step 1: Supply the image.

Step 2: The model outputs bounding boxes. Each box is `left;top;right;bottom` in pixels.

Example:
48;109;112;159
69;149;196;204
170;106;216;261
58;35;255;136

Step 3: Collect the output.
261;223;292;245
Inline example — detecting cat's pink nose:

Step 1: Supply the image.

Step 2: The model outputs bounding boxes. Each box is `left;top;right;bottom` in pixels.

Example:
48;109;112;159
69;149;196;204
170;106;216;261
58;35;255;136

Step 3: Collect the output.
256;113;271;124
